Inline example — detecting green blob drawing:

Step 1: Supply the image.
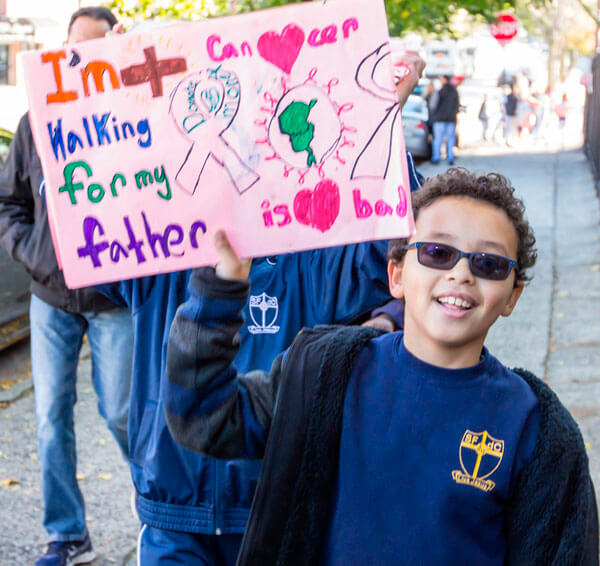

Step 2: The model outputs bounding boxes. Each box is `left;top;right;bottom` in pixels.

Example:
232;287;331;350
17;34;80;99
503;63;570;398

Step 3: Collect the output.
278;99;317;167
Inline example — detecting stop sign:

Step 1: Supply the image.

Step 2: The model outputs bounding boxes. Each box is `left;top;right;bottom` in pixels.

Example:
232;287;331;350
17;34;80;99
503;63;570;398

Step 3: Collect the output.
490;13;519;46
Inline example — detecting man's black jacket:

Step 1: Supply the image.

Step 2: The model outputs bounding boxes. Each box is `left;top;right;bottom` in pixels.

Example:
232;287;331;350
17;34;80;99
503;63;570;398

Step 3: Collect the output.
0;113;115;312
431;82;460;123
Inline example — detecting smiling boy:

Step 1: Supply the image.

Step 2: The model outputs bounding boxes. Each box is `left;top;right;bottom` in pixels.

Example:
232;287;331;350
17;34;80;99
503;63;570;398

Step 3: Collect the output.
165;168;598;565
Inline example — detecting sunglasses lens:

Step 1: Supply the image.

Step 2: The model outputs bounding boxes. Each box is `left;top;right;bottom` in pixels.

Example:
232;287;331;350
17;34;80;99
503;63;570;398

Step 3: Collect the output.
419;243;458;269
471;253;511;280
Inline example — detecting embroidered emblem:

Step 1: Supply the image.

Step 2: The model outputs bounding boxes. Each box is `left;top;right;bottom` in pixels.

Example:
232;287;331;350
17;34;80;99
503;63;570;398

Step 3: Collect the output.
452;430;504;493
248;292;280;334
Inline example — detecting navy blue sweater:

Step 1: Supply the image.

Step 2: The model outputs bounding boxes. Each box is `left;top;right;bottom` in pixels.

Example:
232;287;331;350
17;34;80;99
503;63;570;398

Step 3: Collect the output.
322;333;539;565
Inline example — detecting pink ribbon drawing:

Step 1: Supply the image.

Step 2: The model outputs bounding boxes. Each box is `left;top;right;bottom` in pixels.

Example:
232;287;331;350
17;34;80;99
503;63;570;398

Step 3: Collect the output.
170;68;260;195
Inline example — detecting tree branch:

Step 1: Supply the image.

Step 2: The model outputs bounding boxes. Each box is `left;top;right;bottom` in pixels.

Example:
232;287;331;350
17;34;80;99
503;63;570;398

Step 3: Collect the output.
575;0;600;26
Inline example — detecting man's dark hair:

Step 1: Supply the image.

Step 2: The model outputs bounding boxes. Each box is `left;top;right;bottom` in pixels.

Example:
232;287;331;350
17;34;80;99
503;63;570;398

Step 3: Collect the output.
68;6;117;33
389;168;537;283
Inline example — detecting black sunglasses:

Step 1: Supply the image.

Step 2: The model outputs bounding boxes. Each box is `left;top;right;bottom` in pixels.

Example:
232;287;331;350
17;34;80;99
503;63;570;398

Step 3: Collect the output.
404;242;517;281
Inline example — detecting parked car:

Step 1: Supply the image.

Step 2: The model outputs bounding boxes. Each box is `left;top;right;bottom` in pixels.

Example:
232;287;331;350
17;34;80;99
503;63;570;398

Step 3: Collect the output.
411;78;430;98
0;127;31;350
401;95;432;160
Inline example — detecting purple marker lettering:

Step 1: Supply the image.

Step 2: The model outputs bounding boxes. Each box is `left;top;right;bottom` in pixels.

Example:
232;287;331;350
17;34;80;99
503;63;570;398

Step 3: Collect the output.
77;216;109;267
189;220;207;248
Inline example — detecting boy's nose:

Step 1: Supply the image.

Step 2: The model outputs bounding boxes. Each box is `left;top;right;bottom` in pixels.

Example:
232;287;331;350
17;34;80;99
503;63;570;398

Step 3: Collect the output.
445;257;474;283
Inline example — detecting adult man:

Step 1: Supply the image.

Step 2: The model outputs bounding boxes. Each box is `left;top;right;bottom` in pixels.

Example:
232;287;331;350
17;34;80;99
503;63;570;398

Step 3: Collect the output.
0;7;133;566
430;74;460;165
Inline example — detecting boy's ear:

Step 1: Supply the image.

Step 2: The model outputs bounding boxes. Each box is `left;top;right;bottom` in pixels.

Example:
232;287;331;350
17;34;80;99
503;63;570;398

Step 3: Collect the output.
388;260;405;299
500;281;524;317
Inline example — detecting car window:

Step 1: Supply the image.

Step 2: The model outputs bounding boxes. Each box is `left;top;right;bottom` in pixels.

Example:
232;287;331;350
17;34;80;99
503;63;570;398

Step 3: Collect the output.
403;98;424;114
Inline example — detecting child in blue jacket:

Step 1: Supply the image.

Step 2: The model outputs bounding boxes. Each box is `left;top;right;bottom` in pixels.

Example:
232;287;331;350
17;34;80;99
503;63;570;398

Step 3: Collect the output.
98;53;425;564
165;168;598;565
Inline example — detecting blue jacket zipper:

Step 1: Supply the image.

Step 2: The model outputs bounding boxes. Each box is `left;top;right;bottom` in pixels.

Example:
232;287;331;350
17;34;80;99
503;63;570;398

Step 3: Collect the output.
215;459;223;535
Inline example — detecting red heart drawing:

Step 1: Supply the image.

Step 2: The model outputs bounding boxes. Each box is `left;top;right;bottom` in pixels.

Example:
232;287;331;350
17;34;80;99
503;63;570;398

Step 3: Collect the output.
294;179;340;233
257;24;305;75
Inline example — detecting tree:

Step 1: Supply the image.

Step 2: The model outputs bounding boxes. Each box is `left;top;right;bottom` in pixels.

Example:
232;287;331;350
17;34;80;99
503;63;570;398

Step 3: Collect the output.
106;0;514;35
384;0;513;36
106;0;229;23
517;0;595;91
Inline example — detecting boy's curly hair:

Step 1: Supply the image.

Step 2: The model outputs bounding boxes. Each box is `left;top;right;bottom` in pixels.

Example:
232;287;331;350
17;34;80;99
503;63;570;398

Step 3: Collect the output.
389;168;537;283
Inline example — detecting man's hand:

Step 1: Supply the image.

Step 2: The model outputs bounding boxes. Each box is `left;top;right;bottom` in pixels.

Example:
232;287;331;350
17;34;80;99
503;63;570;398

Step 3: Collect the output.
214;230;251;281
394;52;426;109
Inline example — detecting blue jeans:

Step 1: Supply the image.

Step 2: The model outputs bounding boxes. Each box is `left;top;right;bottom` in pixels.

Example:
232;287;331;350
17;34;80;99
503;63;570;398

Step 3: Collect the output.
30;295;133;542
138;525;242;565
432;121;456;163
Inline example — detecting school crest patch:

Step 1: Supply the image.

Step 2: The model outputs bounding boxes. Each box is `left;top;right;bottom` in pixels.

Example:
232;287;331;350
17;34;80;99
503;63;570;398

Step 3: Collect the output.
452;430;504;493
248;292;280;334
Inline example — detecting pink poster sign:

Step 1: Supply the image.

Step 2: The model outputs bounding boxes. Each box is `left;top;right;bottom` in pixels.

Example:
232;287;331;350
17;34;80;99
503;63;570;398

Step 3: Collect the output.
21;0;414;289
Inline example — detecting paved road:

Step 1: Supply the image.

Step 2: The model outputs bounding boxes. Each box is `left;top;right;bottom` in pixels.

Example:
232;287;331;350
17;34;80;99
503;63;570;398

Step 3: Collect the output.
0;136;598;564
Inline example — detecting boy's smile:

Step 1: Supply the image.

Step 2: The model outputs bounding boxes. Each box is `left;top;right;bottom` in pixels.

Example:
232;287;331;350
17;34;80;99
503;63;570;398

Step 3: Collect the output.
389;195;524;368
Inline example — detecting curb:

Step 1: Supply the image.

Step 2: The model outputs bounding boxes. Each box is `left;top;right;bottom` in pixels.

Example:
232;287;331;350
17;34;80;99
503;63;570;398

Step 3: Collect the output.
0;342;91;405
0;376;32;403
121;547;137;566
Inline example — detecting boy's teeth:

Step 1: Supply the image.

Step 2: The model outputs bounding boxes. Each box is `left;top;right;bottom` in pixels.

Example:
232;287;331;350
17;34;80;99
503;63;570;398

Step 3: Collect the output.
439;296;471;308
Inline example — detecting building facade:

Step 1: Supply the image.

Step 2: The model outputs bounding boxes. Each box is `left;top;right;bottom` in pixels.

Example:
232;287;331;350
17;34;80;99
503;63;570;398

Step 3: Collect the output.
0;0;94;131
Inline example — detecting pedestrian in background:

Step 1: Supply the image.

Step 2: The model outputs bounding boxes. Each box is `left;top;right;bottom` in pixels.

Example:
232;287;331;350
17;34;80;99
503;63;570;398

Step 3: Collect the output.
424;80;438;135
430;74;460;165
503;85;519;146
478;94;489;141
533;87;552;143
554;94;569;130
0;8;133;566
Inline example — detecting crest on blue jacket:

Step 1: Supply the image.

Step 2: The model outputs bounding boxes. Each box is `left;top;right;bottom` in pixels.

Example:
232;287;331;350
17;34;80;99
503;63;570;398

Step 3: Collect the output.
248;293;280;335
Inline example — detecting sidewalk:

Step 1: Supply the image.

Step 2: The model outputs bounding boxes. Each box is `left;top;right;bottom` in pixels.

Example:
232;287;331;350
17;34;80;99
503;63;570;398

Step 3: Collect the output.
0;142;598;564
0;346;138;565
